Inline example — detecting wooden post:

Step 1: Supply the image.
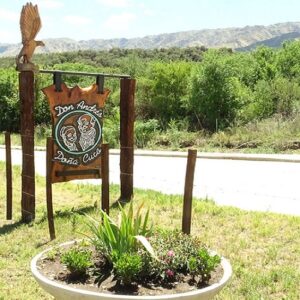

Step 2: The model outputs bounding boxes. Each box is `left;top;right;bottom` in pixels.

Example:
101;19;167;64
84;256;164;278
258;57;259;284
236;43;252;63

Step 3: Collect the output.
5;132;12;220
101;143;109;214
46;137;55;240
182;149;197;234
19;71;35;222
120;78;136;201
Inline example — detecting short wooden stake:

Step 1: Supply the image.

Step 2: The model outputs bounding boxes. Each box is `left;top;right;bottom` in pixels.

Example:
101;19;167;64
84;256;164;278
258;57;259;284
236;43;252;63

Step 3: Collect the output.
120;78;136;201
101;143;109;214
5;132;12;220
46;137;55;240
182;149;197;234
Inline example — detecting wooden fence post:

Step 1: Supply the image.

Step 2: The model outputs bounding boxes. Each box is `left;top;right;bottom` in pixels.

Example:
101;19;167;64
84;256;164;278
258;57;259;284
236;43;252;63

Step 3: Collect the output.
182;149;197;234
46;137;55;240
19;71;35;222
5;132;12;220
120;78;136;201
101;143;109;214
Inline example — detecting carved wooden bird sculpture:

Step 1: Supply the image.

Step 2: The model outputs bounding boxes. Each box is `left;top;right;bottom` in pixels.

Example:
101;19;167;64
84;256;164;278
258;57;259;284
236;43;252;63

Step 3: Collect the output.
17;2;44;64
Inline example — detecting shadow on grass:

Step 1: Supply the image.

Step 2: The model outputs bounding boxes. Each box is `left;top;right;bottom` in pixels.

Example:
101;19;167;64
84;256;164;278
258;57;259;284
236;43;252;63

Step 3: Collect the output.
0;220;24;236
36;195;120;225
110;197;132;209
0;198;121;237
35;205;97;225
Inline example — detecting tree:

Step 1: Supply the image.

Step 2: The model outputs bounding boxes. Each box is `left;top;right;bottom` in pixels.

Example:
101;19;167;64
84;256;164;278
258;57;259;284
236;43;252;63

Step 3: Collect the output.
187;50;240;131
276;40;300;79
136;61;192;128
0;68;20;132
251;46;276;82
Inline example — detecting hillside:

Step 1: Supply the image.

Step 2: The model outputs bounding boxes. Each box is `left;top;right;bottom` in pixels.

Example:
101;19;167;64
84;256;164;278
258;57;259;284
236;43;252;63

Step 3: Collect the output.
237;31;300;51
1;21;300;57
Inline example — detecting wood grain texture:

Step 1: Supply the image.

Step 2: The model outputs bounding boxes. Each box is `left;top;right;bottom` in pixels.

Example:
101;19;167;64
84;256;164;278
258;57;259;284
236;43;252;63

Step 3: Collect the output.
120;78;136;201
101;143;109;214
17;3;44;65
46;137;55;240
19;71;35;222
42;83;110;183
5;132;12;220
182;149;197;234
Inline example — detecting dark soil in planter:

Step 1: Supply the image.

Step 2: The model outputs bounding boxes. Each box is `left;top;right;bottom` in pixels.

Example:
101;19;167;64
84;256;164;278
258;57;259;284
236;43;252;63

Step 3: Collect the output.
37;245;224;297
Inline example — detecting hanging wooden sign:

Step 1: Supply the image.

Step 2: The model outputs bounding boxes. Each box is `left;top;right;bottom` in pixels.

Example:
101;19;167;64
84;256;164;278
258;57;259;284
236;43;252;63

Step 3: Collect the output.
43;83;110;183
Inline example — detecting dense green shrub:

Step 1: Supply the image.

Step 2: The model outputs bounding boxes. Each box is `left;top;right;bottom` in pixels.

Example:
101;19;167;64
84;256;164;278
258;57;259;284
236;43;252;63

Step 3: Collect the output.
141;230;221;284
271;77;300;116
102;107;120;148
113;253;143;285
136;61;192;128
1;43;300;140
276;41;300;79
0;68;19;132
61;247;92;276
34;74;52;126
247;80;274;120
188;51;240;131
241;77;300;121
135;119;159;148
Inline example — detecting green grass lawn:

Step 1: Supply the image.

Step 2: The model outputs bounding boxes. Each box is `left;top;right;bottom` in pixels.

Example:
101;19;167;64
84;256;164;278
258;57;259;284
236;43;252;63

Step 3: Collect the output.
0;162;299;299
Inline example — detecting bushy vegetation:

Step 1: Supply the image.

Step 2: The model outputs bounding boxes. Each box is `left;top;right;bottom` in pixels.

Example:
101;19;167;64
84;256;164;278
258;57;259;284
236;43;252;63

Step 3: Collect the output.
144;230;221;284
1;42;300;151
53;203;221;288
86;202;152;264
0;69;19;132
61;245;92;276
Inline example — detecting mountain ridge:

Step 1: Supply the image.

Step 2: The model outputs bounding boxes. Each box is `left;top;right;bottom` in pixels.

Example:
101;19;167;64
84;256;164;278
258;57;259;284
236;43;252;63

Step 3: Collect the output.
1;21;300;57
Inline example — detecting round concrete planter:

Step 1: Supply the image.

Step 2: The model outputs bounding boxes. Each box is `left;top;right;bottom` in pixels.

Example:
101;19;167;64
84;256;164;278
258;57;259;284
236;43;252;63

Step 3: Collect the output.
31;241;232;300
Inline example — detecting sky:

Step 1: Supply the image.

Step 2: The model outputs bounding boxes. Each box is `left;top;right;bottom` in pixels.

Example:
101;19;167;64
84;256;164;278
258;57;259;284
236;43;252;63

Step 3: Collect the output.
1;0;300;44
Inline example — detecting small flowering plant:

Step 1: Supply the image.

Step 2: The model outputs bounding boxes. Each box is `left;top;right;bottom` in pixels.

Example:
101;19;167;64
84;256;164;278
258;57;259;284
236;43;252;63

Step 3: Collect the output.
60;204;221;288
139;229;221;286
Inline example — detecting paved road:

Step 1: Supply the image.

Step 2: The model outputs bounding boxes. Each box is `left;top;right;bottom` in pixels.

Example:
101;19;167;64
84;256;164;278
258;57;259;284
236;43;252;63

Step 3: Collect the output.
0;148;299;216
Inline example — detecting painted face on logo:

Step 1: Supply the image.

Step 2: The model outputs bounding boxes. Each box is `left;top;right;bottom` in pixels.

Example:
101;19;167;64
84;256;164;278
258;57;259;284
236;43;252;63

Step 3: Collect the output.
77;114;96;133
60;125;79;152
65;127;77;143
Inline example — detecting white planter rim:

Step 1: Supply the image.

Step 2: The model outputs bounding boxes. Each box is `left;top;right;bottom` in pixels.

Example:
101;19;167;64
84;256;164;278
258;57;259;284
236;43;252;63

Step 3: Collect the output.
31;241;232;299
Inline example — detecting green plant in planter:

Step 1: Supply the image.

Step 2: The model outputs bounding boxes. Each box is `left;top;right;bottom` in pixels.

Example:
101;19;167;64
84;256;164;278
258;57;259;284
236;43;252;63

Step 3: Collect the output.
84;204;221;288
188;248;221;283
86;202;153;263
46;246;60;261
113;253;143;285
136;229;222;286
197;248;221;282
61;247;92;276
